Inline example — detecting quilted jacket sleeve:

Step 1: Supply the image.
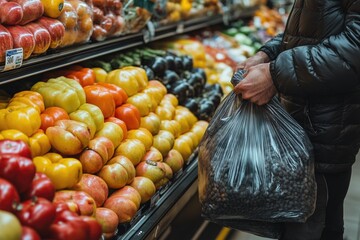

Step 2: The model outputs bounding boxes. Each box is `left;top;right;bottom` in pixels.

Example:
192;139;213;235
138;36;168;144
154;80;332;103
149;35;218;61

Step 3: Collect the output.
258;33;284;61
269;1;360;97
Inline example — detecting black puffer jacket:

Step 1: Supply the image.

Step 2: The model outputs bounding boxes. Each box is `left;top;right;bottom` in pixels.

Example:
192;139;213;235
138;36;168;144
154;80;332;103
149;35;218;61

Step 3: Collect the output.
259;0;360;173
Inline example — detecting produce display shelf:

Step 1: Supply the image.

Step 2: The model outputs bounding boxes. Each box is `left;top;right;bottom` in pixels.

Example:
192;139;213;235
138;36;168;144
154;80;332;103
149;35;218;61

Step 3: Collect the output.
0;15;222;85
116;154;199;240
0;5;258;86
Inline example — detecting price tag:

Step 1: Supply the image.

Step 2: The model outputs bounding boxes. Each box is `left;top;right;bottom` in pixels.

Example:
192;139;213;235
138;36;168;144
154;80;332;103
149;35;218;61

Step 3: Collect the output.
3;48;23;71
143;21;155;43
176;23;184;34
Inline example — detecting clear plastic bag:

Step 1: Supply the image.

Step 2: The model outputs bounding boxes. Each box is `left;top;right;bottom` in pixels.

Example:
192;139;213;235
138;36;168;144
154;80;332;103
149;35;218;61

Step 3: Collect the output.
198;70;317;227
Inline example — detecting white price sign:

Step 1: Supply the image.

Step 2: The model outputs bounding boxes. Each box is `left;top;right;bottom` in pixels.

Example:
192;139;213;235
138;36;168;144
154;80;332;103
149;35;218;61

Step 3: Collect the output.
4;48;23;71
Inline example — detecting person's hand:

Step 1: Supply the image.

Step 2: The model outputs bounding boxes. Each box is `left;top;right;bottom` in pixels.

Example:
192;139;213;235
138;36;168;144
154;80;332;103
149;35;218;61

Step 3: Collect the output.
237;51;270;70
234;63;277;105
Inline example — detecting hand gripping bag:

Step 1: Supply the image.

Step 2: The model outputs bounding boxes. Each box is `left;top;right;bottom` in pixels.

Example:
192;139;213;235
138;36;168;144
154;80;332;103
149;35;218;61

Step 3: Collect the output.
198;70;316;237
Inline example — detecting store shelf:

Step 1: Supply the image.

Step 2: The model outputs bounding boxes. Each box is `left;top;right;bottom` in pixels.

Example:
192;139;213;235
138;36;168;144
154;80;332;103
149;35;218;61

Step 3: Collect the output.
0;6;257;86
116;154;199;240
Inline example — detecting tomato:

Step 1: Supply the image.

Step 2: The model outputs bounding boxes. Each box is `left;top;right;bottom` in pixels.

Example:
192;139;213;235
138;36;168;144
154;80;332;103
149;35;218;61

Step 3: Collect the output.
40;107;69;131
105;117;128;139
0;178;20;213
0;139;31;158
21;172;56;202
84;84;115;118
115;103;141;130
16;197;56;235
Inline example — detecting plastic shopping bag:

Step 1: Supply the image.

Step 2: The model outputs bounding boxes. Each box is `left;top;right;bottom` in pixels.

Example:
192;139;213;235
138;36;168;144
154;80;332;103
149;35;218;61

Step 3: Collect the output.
198;70;317;227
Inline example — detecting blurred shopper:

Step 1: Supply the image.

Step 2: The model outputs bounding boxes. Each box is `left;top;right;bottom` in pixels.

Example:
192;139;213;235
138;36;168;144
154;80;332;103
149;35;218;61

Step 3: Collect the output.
234;1;360;240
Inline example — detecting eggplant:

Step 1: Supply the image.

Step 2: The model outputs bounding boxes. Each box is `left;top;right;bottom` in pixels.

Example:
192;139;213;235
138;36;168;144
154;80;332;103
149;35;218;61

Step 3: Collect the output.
186;73;204;97
163;70;180;85
192;68;207;84
174;56;184;74
151;57;168;78
164;55;176;71
197;99;215;121
170;80;189;104
142;65;155;80
182;56;193;71
184;98;199;114
204;83;223;96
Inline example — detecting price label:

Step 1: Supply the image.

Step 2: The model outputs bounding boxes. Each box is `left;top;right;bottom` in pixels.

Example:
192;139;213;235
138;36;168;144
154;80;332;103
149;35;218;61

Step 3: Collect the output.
4;48;23;71
176;23;184;34
143;21;155;43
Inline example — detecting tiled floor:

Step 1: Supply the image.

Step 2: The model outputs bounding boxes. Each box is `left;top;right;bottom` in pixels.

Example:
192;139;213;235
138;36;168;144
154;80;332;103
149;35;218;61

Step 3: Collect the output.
230;152;360;240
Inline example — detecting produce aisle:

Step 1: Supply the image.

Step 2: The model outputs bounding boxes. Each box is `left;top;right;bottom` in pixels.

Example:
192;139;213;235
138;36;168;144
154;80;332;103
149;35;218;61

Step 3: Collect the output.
0;1;287;239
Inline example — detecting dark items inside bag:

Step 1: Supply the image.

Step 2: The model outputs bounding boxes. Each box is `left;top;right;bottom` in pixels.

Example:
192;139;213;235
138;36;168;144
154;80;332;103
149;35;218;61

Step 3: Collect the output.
198;70;317;238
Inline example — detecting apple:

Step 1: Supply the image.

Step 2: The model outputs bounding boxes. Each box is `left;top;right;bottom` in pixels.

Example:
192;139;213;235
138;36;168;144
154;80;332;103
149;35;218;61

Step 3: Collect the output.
79;136;114;174
13;0;44;25
163;149;184;173
111;186;141;209
130;176;156;204
103;195;138;224
24;22;51;55
107;155;135;184
142;146;163;162
53;190;97;217
0;25;13;63
37;17;65;49
0;1;23;25
94;122;123;149
46;119;91;155
71;174;109;207
95;207;119;239
97;162;128;189
7;25;35;60
136;160;166;186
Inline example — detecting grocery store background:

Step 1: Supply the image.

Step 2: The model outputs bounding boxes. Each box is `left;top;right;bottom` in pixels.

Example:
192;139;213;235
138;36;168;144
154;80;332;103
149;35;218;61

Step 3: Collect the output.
162;152;360;240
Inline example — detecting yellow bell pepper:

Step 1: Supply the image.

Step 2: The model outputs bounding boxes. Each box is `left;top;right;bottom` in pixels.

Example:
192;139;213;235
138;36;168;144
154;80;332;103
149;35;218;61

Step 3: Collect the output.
41;0;64;18
29;130;51;157
0;129;29;144
33;152;83;190
7;91;45;113
77;103;104;134
92;67;108;83
106;66;148;96
0;106;41;136
31;77;86;114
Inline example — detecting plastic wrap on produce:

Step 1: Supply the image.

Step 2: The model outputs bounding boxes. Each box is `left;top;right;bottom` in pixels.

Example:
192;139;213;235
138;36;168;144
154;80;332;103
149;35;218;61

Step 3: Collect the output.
92;0;125;41
122;0;152;34
58;0;94;47
198;70;316;224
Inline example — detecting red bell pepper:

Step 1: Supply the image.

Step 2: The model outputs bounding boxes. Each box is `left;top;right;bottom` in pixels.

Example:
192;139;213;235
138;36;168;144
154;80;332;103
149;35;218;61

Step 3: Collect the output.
0;139;31;158
0;154;36;194
80;216;102;240
66;67;96;87
16;197;56;235
0;178;20;213
21;172;56;202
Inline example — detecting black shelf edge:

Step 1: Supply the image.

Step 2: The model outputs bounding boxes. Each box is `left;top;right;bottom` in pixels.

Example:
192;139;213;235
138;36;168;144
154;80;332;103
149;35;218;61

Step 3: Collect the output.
116;155;199;240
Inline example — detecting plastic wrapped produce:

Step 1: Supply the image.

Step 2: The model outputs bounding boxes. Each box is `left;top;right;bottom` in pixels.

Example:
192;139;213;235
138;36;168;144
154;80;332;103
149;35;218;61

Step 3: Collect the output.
198;71;316;225
37;17;65;49
91;0;125;41
13;0;44;25
24;22;51;55
7;25;35;59
57;1;78;47
0;25;14;63
122;0;152;34
0;0;24;25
